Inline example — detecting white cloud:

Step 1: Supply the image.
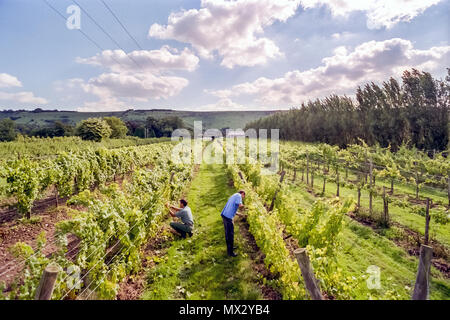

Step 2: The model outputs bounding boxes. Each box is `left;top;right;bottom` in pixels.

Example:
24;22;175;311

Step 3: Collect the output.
82;73;189;101
69;46;198;111
180;98;244;111
149;0;301;68
208;38;450;106
0;73;47;104
0;73;22;88
300;0;442;29
0;91;48;104
76;46;199;73
77;97;128;112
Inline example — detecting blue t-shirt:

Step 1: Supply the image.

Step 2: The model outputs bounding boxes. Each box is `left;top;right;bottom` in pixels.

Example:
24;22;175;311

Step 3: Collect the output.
221;193;242;219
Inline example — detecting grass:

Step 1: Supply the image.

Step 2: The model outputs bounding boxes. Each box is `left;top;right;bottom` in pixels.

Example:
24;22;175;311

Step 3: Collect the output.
286;181;450;300
141;163;263;300
292;171;450;247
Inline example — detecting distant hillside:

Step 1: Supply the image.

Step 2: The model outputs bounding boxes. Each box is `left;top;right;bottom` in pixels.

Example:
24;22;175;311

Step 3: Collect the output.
0;109;280;130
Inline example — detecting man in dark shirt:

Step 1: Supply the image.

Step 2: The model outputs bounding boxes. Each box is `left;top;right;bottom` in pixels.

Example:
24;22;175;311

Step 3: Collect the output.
166;199;194;239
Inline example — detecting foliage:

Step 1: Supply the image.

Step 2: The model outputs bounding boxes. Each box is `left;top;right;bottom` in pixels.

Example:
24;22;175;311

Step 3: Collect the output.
0;118;17;142
245;68;449;152
104;117;128;139
76;118;112;142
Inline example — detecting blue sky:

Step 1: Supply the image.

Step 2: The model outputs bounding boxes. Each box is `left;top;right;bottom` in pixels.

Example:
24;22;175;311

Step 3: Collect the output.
0;0;448;111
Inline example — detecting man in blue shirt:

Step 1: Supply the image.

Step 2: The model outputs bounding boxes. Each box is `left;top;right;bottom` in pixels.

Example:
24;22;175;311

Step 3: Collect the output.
221;190;245;257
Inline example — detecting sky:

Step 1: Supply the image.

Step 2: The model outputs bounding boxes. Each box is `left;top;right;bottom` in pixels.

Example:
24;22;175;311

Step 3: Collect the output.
0;0;449;112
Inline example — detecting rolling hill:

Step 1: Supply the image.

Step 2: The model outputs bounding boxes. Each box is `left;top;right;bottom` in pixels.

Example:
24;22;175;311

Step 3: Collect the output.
0;109;280;130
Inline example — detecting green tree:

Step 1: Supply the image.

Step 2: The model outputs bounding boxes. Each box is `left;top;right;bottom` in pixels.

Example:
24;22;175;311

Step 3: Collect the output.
76;118;112;142
104;116;128;139
0;118;17;141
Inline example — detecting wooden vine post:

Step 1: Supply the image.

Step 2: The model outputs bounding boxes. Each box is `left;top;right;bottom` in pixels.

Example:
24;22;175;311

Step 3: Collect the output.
35;263;61;300
424;198;431;245
357;187;361;211
306;154;310;185
382;187;389;226
412;244;433;300
322;176;326;195
336;168;340;197
269;171;286;212
413;161;420;200
369;160;373;215
293;168;296;182
447;174;450;208
294;248;324;300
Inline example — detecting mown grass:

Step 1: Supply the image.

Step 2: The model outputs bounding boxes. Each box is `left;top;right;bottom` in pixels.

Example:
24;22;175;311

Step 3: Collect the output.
287;183;450;300
289;171;450;247
142;163;263;300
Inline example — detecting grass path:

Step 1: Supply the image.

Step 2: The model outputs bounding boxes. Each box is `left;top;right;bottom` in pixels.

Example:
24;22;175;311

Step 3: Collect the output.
141;163;263;300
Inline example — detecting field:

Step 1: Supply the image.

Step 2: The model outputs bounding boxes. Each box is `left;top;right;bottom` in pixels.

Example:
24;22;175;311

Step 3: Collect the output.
0;110;278;131
0;137;448;300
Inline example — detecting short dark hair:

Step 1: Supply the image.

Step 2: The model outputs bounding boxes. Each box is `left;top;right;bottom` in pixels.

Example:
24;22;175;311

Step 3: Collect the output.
180;199;188;207
238;190;246;195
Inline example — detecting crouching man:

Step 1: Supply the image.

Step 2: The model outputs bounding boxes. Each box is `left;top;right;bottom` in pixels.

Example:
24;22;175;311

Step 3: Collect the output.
165;199;194;239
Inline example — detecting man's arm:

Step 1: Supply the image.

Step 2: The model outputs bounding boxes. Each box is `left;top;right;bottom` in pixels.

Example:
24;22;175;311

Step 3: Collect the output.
235;204;245;217
165;203;180;218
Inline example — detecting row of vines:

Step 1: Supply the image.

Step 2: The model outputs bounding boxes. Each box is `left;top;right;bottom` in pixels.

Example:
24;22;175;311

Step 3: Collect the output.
0;141;174;218
280;142;449;225
0;142;194;300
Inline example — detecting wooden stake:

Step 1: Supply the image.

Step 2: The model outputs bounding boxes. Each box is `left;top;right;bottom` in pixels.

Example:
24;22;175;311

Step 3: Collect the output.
447;175;450;208
306;155;310;185
412;245;433;300
383;187;389;226
35;263;60;300
294;248;323;300
322;177;326;195
424;198;431;245
336;169;340;197
269;171;286;212
369;161;373;215
357;187;361;211
55;190;59;208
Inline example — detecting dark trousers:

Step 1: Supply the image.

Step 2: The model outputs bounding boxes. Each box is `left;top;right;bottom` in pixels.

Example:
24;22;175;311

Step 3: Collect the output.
170;222;192;239
222;215;234;255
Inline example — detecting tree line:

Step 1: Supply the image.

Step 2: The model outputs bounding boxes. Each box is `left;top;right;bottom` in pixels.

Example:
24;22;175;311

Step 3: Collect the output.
0;115;187;142
245;69;449;152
